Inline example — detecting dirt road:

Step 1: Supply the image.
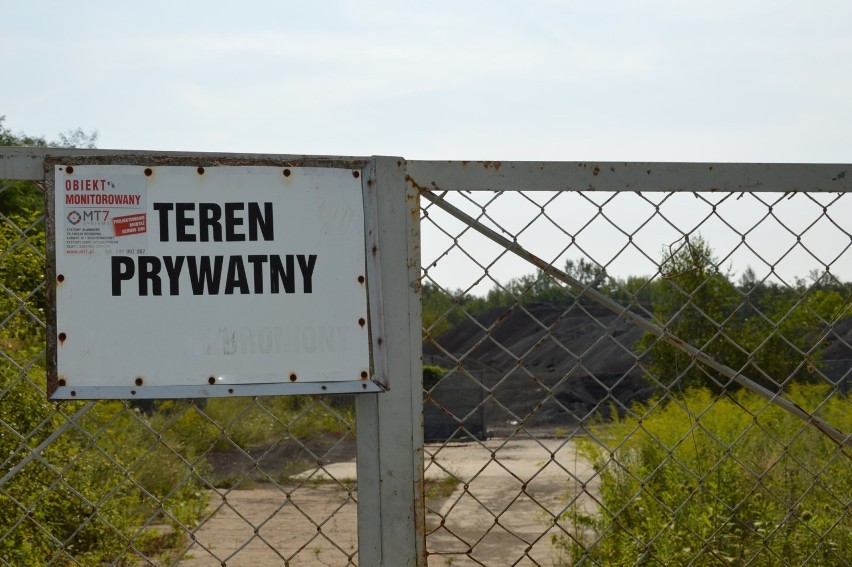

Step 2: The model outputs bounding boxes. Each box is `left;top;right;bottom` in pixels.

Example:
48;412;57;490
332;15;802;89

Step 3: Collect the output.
179;436;596;566
424;436;598;566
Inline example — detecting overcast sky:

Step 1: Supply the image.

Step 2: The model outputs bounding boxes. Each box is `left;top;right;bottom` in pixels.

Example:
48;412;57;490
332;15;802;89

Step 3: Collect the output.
4;0;852;162
4;1;851;289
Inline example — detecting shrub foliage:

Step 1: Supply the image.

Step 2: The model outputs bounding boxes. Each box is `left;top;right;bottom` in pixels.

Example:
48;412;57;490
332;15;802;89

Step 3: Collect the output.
553;386;851;565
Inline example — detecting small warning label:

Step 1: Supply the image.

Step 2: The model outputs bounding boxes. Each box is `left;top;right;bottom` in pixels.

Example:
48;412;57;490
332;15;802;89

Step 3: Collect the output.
61;174;147;255
113;213;147;237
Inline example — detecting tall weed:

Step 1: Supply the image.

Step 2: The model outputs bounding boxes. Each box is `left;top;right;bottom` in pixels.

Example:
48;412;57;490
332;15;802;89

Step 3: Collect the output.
554;385;851;565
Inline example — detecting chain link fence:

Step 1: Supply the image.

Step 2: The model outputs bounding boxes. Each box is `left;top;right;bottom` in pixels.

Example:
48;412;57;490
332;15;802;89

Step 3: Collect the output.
1;176;361;565
2;155;851;566
419;180;851;565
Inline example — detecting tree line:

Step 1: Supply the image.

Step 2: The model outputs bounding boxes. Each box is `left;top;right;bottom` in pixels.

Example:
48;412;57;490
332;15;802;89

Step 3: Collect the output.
423;240;851;391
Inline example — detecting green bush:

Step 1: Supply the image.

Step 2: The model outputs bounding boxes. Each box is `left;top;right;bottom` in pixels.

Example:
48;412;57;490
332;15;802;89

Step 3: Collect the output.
554;385;851;565
1;190;209;563
143;396;355;460
0;365;210;565
1;196;352;562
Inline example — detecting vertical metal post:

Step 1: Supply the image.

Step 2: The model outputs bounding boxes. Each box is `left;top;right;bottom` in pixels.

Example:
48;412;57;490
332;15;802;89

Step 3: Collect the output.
356;157;425;565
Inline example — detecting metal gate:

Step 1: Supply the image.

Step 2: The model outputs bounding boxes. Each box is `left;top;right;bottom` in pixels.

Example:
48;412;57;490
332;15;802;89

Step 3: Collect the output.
2;150;850;566
1;151;422;566
414;161;851;566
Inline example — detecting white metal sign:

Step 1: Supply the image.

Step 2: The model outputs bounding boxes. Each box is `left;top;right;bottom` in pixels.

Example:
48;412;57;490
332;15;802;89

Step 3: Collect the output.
48;164;381;398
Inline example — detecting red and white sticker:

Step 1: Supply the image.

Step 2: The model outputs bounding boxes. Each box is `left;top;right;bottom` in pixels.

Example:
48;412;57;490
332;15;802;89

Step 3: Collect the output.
113;213;147;237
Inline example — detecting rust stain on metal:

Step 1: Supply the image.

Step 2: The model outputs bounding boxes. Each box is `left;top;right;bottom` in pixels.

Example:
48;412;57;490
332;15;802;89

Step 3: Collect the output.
58;332;67;345
492;308;514;326
481;161;502;171
56;274;65;285
358;317;366;327
144;168;153;177
405;174;432;199
593;166;601;176
360;371;368;380
57;378;67;387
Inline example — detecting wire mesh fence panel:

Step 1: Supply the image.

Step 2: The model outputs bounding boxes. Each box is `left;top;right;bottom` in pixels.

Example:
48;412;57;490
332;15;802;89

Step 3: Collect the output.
3;156;852;566
1;178;360;565
420;186;851;566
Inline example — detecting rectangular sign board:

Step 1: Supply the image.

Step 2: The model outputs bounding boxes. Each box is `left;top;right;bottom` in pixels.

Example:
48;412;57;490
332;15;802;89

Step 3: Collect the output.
47;163;384;398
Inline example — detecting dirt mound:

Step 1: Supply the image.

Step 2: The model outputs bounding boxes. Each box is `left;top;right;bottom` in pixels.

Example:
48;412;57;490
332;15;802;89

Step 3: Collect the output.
824;316;852;361
424;302;851;431
424;302;653;430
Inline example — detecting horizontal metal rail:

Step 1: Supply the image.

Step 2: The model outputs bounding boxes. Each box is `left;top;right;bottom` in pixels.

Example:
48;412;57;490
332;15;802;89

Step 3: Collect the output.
408;160;852;192
6;149;851;193
0;146;370;180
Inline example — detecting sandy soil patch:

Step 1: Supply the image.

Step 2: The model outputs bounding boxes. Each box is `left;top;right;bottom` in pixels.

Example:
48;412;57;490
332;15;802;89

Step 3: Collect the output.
178;436;595;566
